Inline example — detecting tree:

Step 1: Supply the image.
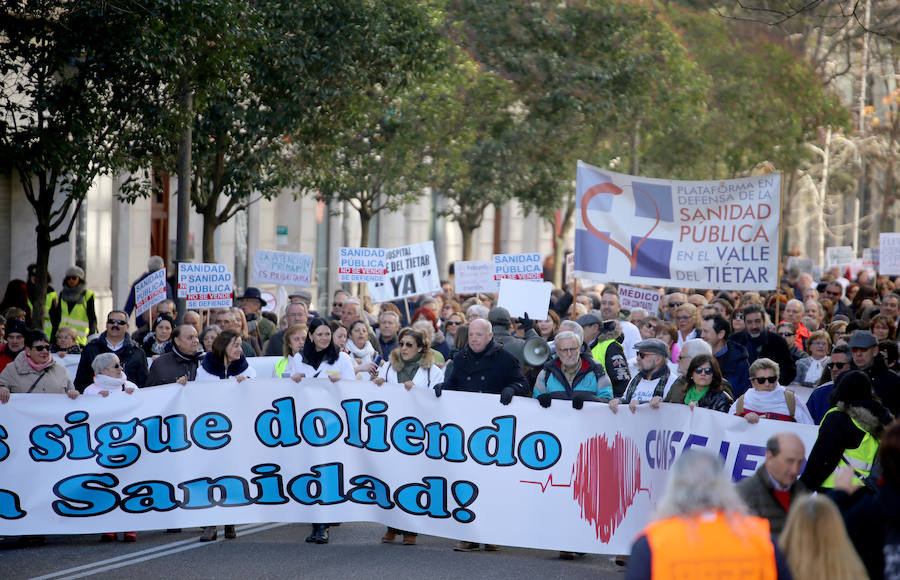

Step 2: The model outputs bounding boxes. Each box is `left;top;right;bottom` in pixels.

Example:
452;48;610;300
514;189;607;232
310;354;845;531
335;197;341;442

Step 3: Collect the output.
0;1;166;329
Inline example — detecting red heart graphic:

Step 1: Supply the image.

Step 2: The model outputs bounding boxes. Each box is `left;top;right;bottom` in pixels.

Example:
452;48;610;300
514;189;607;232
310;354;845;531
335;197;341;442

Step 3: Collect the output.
573;433;645;542
581;182;662;270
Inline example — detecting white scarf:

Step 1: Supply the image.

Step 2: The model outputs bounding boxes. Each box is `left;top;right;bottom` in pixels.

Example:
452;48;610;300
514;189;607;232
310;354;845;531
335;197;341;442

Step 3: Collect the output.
345;339;376;364
91;372;137;392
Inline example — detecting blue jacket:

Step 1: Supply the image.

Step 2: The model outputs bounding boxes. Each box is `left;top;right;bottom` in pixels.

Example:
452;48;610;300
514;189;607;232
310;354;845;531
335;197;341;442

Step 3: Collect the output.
534;355;612;400
714;340;751;398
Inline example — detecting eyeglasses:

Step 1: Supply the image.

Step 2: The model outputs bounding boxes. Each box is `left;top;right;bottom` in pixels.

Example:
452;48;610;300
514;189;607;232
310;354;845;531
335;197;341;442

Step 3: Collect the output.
637;352;656;359
676;315;693;322
827;361;848;369
64;275;79;281
399;341;417;348
809;341;828;348
30;344;50;352
752;376;778;384
107;319;128;326
558;347;580;354
694;367;713;375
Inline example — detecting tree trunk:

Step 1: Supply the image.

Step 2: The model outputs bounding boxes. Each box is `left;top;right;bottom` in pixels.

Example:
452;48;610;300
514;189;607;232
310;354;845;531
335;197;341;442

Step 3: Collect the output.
202;209;219;263
32;223;52;332
461;225;474;261
552;232;565;287
359;212;371;249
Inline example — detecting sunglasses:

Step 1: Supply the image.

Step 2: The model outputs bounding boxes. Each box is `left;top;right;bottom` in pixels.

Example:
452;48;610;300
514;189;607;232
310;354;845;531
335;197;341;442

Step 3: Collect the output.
694;367;713;375
107;363;122;370
65;275;79;281
30;344;50;352
732;313;744;320
752;376;777;384
107;319;128;326
445;321;461;326
399;341;417;348
827;361;848;369
777;332;795;337
333;302;344;308
668;302;684;308
637;352;657;359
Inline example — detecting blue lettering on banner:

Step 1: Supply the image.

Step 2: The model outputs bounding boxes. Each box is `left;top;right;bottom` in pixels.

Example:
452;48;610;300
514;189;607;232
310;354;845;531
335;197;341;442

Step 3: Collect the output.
0;425;7;461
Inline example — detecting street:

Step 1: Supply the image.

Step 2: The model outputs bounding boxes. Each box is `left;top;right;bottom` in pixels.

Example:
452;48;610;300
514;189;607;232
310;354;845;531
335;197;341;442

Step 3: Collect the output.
1;522;626;580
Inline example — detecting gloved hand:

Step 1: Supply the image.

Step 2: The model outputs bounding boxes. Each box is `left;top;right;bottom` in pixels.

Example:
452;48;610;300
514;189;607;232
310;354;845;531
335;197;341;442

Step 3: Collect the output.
537;392;553;408
519;312;534;332
433;382;444;398
500;387;516;405
571;391;595;410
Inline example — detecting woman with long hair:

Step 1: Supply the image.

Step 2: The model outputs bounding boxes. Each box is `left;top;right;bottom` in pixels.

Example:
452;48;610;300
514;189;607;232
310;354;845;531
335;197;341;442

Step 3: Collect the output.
345;319;379;380
273;323;311;380
778;495;867;580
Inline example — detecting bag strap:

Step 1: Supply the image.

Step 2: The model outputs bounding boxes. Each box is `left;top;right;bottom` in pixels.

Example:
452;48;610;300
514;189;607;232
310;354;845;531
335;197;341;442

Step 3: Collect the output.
27;370;49;393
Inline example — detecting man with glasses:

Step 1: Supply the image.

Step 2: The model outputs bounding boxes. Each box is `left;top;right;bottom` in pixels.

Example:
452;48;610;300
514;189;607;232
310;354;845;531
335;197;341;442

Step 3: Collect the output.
729;358;813;424
330;290;349;321
609;338;676;414
264;302;308;356
775;322;808;363
848;330;900;416
74;310;148;392
823;282;855;320
701;314;751;398
730;304;796;386
805;344;851;424
663;292;687;323
782;300;808;350
214;310;256;358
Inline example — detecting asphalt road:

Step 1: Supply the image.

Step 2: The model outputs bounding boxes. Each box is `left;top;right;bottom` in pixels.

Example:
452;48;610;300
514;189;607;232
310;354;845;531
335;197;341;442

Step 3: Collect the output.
1;522;627;580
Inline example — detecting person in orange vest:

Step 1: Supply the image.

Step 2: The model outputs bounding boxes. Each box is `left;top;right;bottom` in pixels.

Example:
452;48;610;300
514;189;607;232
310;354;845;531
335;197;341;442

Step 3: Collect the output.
625;449;792;579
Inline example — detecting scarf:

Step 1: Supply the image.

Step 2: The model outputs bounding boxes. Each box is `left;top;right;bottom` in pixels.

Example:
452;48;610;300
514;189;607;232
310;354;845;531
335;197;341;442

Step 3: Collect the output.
396;352;423;384
684;385;710;405
345;339;376;363
92;372;136;391
200;352;249;379
60;282;87;305
172;345;203;363
24;353;52;372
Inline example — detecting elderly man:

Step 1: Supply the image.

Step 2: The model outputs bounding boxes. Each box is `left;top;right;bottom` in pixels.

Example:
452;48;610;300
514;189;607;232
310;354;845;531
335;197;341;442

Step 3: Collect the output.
330;289;349;321
782;299;809;350
145;324;203;387
124;255;174;329
730;304;796;385
823;281;855;320
376;310;401;358
533;330;612;408
75;310;148;391
182;310;203;335
701;314;751;398
264;302;308;356
610;338;677;414
663;292;687;322
214;309;256;358
599;289;641;360
288;289;320;319
736;432;808;537
239;287;276;347
848;330;900;416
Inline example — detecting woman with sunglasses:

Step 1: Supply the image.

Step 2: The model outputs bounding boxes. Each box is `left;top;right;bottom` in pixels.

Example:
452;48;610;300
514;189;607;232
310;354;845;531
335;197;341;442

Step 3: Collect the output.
670;354;732;412
83;352;138;542
0;330;79;404
729;358;814;424
444;312;466;359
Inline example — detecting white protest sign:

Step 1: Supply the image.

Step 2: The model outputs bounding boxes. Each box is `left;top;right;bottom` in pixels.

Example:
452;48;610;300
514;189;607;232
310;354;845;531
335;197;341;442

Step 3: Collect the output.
493;253;543;281
454;261;499;294
134;269;167;317
178;263;234;309
617;284;661;316
338;247;387;283
825;246;853;270
565;252;575;286
497;278;552;320
785;256;814;276
880;233;900;276
252;249;313;287
369;241;440;302
862;248;879;271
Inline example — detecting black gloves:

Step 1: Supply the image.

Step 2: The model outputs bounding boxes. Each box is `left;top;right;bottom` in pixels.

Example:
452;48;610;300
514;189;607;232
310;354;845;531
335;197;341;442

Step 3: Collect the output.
499;387;516;405
519;312;534;332
537;392;553;408
572;391;595;410
433;382;443;398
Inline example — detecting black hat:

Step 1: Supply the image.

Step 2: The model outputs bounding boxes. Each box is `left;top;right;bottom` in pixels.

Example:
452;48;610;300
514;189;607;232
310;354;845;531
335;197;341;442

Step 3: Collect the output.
577;313;601;327
237;287;267;306
488;307;512;327
5;319;28;337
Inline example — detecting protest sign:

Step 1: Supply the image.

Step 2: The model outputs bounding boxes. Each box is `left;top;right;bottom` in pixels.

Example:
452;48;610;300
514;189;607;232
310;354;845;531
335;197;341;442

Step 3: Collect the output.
454;261;498;294
252;249;313;287
338;247;386;283
178;263;233;309
785;256;814;276
497;279;552;320
880;233;900;276
0;380;817;554
617;284;661;316
862;248;879;271
369;242;440;302
574;161;780;290
825;246;853;270
134;269;167;317
493;253;543;281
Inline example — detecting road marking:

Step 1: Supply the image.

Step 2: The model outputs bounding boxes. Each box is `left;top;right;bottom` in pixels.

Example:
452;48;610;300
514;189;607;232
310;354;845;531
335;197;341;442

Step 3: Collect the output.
29;523;289;580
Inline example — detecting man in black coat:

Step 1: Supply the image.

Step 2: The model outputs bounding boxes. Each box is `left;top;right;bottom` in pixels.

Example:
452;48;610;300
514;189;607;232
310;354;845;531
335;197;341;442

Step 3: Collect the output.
438;318;528;403
701;314;751;398
730;304;796;385
74;310;149;391
849;330;900;417
488;307;537;370
145;324;202;387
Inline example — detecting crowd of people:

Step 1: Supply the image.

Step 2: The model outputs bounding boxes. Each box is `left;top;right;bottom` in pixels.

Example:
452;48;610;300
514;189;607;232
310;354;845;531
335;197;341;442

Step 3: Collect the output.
1;257;899;578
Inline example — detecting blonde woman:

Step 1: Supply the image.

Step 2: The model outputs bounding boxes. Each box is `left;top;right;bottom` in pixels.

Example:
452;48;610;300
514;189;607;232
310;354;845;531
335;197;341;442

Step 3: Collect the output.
273;324;311;380
779;495;868;580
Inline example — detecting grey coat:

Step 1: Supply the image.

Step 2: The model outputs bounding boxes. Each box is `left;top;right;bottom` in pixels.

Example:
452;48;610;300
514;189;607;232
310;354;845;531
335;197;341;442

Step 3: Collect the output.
0;355;74;394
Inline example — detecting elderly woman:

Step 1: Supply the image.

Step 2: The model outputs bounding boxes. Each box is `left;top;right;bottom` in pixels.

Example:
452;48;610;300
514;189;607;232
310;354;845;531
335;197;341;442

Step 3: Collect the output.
869;313;896;342
274;323;311;380
0;330;78;404
793;330;831;388
533;330;612;407
373;328;444;391
637;317;660;341
345;319;379;380
674;303;700;346
194;329;255;542
52;326;81;356
668;354;732;412
143;313;175;357
199;325;220;353
730;358;813;424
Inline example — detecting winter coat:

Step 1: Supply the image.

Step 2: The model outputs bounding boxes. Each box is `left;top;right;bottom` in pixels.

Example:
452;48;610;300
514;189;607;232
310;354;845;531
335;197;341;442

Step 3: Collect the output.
730;329;797;385
443;339;528;396
533;354;612;400
855;354;900;417
74;332;149;391
736;465;809;537
377;348;444;389
0;354;74;394
145;347;202;387
830;482;900;580
714;340;752;398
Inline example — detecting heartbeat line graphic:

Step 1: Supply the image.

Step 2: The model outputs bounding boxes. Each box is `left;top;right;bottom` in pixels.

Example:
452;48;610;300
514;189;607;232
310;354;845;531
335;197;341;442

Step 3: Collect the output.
519;466;575;492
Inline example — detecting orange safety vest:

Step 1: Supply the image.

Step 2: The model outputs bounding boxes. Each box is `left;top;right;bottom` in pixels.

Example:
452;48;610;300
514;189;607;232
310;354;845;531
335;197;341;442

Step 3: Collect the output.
644;511;777;580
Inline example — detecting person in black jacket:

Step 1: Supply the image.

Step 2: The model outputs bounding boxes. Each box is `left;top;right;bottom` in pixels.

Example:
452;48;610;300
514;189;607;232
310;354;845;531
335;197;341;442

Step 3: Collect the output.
730;304;796;385
145;325;202;387
848;330;900;417
701;314;751;398
74;310;149;391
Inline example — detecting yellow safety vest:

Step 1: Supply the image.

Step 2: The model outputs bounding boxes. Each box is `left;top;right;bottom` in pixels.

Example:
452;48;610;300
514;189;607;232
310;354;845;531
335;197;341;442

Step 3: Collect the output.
821;407;880;488
591;338;615;368
58;290;95;346
26;292;56;338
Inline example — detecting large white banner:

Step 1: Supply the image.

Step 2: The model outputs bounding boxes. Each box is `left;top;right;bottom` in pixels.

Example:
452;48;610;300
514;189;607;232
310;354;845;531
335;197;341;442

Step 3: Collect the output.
574;161;781;290
0;380;817;553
